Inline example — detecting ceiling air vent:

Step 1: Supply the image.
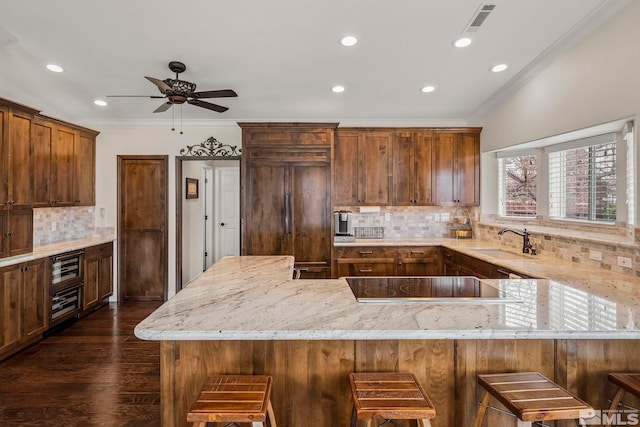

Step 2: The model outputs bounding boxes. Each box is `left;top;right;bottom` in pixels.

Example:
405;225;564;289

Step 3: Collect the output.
464;3;496;32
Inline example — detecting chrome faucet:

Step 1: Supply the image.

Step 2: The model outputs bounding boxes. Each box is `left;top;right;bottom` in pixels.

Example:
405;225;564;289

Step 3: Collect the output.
498;228;536;255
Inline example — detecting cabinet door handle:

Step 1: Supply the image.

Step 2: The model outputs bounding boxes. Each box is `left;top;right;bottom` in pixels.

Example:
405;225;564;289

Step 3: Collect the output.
284;193;291;235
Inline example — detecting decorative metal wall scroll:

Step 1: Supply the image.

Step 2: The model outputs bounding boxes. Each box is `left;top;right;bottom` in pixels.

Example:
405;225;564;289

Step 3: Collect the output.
179;136;242;157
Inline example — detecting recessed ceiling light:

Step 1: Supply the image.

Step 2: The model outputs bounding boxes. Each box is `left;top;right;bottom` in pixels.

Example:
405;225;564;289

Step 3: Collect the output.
453;37;472;48
340;36;358;47
491;64;508;73
421;86;436;93
94;100;107;106
46;64;64;73
332;85;345;93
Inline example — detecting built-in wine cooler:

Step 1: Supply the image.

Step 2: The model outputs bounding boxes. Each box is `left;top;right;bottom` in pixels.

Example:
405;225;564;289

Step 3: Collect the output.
49;250;84;327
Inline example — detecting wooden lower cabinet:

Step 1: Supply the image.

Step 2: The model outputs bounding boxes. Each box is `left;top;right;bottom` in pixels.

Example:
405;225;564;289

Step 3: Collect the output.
0;208;34;258
160;338;640;427
0;258;48;361
334;246;441;277
82;242;113;313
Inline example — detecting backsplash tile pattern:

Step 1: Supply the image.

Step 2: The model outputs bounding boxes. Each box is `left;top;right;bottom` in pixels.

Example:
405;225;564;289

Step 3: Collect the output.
337;206;478;239
33;207;113;246
474;221;640;277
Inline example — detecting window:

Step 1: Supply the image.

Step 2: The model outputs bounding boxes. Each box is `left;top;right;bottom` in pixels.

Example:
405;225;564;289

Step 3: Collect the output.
498;154;537;218
548;135;616;223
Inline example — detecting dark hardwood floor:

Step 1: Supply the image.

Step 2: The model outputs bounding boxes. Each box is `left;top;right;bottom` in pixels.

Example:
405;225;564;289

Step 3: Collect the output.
0;302;162;427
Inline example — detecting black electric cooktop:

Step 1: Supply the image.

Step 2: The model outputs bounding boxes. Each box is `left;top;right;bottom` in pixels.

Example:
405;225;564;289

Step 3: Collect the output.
345;276;522;303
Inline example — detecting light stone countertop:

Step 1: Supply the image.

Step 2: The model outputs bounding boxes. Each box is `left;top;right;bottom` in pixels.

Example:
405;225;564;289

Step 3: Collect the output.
0;235;116;268
134;250;640;341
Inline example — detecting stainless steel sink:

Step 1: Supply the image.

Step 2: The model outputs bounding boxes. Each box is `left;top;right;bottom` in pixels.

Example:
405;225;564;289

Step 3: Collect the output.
468;248;529;259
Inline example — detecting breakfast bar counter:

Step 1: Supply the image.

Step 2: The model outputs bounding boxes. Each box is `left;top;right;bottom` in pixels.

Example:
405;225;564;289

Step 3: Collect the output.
135;255;640;427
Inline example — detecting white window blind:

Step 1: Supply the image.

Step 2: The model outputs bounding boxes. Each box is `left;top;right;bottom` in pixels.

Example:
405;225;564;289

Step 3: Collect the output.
498;154;537;218
548;136;617;223
625;124;635;225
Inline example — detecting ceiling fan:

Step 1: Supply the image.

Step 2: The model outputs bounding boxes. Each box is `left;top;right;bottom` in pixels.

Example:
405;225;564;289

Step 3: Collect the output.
108;61;237;113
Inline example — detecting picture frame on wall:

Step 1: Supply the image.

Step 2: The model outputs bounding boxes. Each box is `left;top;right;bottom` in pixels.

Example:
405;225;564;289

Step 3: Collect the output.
186;178;199;199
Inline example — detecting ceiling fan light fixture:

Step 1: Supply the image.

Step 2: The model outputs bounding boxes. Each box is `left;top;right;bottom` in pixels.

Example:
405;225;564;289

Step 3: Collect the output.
332;85;345;93
94;100;107;106
340;35;358;47
453;37;472;48
491;63;508;72
421;85;436;93
46;64;64;73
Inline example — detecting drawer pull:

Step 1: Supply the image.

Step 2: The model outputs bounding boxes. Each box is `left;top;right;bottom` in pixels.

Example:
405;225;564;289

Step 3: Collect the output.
359;269;373;273
359;251;373;255
410;251;425;255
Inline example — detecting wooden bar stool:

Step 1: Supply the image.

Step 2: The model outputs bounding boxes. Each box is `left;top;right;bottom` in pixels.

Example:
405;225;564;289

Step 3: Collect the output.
187;375;277;427
606;373;640;427
350;372;436;427
474;372;594;427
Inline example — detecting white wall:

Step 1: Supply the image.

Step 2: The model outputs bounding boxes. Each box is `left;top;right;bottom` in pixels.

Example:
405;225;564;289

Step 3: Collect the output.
477;1;640;215
95;125;241;298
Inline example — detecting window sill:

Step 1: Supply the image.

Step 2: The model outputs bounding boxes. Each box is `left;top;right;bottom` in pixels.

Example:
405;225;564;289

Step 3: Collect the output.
480;218;637;249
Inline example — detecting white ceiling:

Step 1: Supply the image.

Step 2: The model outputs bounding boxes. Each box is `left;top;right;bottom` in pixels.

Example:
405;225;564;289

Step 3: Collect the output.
0;0;629;128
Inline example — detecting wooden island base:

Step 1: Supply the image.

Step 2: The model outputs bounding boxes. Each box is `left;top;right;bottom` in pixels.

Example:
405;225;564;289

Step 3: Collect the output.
161;339;640;427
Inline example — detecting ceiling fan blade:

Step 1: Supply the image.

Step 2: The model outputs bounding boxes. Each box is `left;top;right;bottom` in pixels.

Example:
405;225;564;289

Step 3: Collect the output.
145;76;172;93
106;95;166;98
188;99;228;113
189;89;238;99
153;102;173;113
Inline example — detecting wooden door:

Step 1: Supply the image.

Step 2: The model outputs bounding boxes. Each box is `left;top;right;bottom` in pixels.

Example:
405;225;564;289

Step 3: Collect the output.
0;264;21;357
455;132;480;206
51;126;76;206
74;132;95;206
392;132;414;205
291;163;331;265
6;109;33;208
432;132;456;205
5;208;33;257
333;130;359;205
32;119;53;207
414;131;433;205
243;162;289;256
359;131;391;205
21;258;48;340
118;156;168;301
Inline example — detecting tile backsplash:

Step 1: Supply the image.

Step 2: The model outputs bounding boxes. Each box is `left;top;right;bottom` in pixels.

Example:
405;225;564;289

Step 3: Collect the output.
336;206;478;239
33;207;113;246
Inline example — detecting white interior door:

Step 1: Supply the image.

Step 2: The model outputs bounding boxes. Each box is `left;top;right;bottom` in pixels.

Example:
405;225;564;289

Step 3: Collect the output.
203;166;214;270
215;166;240;261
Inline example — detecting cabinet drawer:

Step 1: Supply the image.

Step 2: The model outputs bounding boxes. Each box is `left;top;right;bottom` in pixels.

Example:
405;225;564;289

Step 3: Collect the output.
395;247;439;258
334;247;396;258
337;261;395;277
85;242;113;260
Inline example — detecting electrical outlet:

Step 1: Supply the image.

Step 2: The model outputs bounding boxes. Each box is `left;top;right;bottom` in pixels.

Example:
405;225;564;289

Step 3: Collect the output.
440;212;450;222
51;222;57;231
617;256;632;268
384;212;391;221
589;250;603;261
433;213;440;222
100;207;105;218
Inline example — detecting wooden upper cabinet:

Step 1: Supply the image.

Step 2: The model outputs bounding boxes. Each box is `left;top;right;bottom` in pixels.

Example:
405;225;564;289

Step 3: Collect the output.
334;129;392;206
75;131;96;206
4;107;34;208
392;131;433;205
33;115;98;207
333;130;359;205
432;129;480;206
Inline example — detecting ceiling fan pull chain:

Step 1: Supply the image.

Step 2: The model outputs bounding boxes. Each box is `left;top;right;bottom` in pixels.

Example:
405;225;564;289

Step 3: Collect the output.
171;104;175;132
180;105;183;135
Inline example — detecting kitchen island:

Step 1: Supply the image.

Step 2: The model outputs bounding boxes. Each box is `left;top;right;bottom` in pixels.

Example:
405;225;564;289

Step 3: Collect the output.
135;254;640;427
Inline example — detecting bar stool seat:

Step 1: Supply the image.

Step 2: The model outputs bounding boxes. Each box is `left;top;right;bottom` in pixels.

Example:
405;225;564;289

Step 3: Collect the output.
474;372;594;427
187;374;277;427
350;372;436;427
606;373;640;427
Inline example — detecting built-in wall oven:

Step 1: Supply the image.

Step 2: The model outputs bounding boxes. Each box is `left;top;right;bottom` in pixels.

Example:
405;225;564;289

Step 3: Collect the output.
49;250;84;327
